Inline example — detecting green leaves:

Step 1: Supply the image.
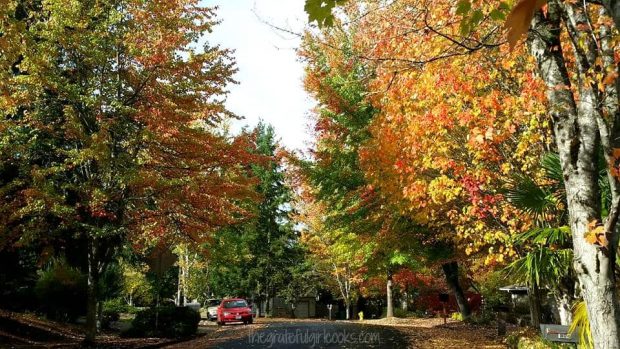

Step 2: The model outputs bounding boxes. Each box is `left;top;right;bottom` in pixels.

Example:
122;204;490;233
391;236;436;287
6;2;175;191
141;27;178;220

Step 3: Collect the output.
456;1;472;16
512;226;571;246
457;1;510;35
304;0;347;27
505;246;572;287
505;174;555;217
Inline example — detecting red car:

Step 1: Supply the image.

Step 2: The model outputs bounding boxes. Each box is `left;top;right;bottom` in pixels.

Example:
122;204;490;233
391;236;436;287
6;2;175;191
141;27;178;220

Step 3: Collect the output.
217;298;254;325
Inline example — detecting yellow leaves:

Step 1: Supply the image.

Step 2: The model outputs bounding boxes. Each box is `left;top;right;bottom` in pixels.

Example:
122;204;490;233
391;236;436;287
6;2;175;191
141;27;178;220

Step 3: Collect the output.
505;0;548;49
428;176;461;204
584;220;608;248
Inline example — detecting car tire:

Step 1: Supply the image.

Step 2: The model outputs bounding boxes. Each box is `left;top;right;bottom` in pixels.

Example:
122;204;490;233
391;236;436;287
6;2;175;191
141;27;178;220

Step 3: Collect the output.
217;321;224;326
248;318;253;324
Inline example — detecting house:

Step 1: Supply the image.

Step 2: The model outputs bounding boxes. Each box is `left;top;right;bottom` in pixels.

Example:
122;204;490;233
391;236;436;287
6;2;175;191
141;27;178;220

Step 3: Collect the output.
259;296;317;318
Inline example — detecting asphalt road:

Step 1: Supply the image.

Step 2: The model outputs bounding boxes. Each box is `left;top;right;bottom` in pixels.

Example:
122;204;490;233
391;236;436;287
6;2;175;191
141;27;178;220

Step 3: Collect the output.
169;320;409;349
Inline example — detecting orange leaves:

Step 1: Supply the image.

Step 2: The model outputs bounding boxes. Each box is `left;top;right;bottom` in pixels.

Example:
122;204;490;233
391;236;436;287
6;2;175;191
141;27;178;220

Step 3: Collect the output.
609;148;620;178
335;0;550;262
505;0;548;49
584;220;609;248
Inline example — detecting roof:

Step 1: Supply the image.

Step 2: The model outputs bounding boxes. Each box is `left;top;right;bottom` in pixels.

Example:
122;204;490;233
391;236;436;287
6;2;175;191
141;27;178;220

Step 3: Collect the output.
499;285;529;294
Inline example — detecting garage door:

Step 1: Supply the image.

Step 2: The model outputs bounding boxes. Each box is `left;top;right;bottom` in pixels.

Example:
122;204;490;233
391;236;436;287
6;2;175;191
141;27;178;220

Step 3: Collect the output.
295;301;309;318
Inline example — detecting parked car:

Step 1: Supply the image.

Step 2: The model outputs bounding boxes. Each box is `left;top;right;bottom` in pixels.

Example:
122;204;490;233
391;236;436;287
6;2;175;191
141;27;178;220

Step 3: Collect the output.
205;298;221;321
217;298;253;325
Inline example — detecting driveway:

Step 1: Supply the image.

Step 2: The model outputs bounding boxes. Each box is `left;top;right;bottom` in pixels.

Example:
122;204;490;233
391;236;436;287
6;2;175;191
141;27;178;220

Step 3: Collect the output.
166;319;407;348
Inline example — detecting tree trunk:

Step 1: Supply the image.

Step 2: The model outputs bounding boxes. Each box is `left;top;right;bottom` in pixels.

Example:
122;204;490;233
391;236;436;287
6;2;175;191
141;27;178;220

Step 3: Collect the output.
265;290;270;317
601;0;620;29
528;285;542;328
345;303;350;320
386;272;394;318
442;261;471;319
97;301;103;329
401;291;408;311
176;267;182;306
528;3;620;347
85;240;99;345
183;254;189;305
555;292;573;326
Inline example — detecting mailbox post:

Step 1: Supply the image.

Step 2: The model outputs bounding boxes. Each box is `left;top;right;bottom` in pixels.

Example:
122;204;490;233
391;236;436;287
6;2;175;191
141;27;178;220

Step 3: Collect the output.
493;304;510;336
439;293;449;324
327;304;333;320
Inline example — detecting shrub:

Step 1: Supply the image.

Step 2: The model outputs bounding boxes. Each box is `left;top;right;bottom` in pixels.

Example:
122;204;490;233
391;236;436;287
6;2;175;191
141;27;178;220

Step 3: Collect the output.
451;312;463;321
465;311;494;325
102;298;141;329
103;298;139;315
504;328;574;349
381;307;418;318
35;260;87;322
123;306;200;338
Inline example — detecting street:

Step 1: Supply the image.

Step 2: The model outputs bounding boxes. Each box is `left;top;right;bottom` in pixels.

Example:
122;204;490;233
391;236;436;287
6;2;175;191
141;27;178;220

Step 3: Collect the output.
167;320;408;349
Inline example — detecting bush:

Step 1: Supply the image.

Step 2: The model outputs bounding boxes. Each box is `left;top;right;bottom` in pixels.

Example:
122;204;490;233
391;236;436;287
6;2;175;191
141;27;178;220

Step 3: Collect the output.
123;306;200;338
103;298;139;315
102;298;141;329
504;328;575;349
381;307;419;318
35;260;87;322
451;312;464;321
465;311;494;325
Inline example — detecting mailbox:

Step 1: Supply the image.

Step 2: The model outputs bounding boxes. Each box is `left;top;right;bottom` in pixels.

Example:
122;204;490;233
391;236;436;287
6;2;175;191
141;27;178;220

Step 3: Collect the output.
439;293;449;303
540;324;578;344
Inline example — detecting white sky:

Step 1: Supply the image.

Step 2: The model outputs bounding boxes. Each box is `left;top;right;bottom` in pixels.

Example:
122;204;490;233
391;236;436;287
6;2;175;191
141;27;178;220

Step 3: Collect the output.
201;0;313;151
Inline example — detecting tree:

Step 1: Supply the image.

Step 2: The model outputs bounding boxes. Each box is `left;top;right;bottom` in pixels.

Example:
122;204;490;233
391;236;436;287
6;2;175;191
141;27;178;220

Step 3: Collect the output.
299;198;374;319
499;1;620;345
121;260;153;307
300;8;478;319
306;0;620;343
0;1;256;342
243;122;299;315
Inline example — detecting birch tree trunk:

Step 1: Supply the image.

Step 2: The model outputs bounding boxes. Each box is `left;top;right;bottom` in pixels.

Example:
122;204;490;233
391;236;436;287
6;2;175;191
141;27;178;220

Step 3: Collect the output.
555;292;573;326
528;2;620;346
386;272;394;318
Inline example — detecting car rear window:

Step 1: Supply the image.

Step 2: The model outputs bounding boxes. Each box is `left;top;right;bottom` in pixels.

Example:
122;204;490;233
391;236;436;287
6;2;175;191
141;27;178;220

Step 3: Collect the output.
223;300;248;308
207;300;220;307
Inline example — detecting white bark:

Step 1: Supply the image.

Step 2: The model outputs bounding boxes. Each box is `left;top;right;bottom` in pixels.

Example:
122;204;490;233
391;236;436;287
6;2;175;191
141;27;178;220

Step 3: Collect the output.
528;2;620;347
555;293;573;326
386;276;394;318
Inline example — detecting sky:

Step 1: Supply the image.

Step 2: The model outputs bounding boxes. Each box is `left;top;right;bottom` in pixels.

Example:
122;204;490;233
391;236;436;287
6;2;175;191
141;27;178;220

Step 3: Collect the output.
201;0;313;151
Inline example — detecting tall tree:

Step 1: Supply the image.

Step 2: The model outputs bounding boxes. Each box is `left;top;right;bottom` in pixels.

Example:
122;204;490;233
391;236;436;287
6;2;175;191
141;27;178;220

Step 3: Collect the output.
300;9;477;319
0;0;256;342
245;122;298;315
307;0;620;345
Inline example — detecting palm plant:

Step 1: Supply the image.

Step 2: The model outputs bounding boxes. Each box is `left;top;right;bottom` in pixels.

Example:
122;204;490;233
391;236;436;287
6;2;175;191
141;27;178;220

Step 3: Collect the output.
505;152;612;333
568;301;593;349
504;153;575;326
